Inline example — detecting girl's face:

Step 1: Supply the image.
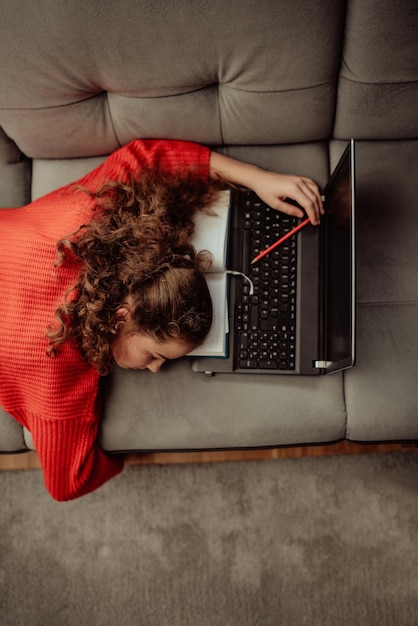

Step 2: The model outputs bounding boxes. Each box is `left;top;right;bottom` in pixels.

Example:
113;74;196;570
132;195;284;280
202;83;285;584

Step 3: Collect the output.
111;330;193;373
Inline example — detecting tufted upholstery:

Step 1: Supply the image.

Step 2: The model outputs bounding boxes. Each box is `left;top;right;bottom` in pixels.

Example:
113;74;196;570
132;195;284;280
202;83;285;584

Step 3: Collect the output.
0;0;346;158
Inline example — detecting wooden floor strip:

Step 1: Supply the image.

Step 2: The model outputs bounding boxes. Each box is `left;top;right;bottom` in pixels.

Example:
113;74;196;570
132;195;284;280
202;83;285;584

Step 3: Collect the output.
0;442;416;470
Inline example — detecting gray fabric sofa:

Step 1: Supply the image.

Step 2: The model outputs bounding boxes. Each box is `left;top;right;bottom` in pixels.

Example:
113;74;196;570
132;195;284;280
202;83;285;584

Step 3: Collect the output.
1;0;417;456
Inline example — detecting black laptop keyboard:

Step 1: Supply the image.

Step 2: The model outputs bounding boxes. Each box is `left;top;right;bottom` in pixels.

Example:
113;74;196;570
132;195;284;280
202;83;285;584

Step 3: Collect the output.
235;194;298;371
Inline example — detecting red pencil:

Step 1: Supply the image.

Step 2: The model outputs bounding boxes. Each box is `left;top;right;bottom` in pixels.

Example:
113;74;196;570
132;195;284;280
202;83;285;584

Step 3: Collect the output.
250;217;310;264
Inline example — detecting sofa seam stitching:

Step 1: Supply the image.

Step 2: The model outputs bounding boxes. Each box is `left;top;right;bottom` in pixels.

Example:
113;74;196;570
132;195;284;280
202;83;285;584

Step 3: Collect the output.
358;300;418;307
339;76;418;87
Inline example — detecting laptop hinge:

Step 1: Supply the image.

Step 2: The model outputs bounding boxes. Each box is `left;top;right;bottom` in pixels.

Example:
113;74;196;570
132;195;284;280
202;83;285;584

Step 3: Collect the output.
314;360;333;369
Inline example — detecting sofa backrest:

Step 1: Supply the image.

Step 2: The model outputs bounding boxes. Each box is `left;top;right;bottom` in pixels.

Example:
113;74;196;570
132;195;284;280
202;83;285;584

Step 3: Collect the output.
0;0;345;159
334;0;418;140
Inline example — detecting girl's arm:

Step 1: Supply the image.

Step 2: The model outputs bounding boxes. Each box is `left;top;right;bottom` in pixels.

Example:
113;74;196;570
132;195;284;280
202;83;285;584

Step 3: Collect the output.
209;151;324;225
28;414;124;501
74;139;210;193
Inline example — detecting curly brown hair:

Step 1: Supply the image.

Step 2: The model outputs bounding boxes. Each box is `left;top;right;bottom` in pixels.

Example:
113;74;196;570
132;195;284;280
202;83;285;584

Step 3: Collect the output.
46;167;223;375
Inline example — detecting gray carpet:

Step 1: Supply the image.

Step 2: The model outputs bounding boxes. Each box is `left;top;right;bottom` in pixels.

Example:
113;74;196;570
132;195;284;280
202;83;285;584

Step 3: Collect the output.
1;452;417;626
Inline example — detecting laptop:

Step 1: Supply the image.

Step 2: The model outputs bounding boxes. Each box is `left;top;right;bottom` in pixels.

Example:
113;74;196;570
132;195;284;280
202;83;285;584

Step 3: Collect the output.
192;139;356;376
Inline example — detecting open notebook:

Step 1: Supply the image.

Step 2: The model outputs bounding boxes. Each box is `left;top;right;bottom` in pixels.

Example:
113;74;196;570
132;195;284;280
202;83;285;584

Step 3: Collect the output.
187;190;231;357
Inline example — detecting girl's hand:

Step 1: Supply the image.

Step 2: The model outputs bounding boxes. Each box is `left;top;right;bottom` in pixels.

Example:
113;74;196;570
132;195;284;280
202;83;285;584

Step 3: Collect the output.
209;151;324;225
250;170;324;225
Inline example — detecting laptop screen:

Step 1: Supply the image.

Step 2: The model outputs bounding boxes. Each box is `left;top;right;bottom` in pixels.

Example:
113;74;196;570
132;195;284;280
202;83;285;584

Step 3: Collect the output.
323;140;356;373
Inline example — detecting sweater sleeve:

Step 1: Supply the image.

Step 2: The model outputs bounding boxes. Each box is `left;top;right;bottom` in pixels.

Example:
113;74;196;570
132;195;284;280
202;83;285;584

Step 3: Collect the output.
76;139;211;192
26;411;124;501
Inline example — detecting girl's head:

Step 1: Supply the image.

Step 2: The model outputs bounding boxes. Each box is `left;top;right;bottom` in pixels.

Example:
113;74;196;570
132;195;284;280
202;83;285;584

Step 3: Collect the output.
110;256;212;372
47;168;220;375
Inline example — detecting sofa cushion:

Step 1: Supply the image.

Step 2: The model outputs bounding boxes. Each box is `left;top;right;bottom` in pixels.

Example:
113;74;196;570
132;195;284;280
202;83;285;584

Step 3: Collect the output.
31;156;106;201
345;304;418;442
0;0;345;158
100;359;347;452
97;142;348;451
338;140;418;440
334;0;418;139
0;407;27;452
4;141;348;454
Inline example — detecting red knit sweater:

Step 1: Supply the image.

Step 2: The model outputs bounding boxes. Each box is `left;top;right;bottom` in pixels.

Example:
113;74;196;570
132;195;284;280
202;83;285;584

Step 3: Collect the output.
0;139;210;500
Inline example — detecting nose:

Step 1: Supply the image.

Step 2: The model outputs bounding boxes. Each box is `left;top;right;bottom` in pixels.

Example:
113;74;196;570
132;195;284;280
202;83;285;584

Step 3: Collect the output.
146;358;166;373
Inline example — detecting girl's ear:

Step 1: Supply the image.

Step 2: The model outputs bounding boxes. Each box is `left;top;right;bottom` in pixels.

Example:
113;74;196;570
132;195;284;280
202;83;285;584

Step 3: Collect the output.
115;306;133;322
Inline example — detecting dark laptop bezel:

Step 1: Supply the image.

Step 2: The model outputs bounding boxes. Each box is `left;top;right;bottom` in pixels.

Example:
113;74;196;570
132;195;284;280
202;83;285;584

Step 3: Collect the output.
318;139;356;374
